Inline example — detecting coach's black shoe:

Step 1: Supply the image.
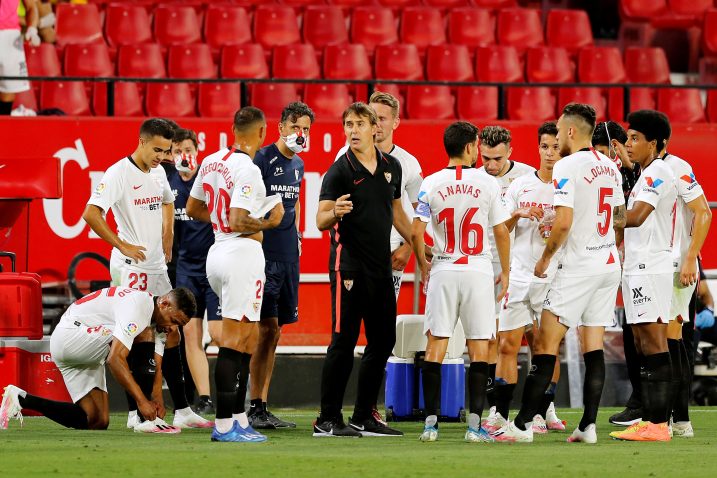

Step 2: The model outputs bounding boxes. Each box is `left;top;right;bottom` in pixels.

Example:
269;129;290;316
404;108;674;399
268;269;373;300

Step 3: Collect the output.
609;407;642;426
313;415;362;437
193;396;215;416
266;410;296;429
348;415;403;437
248;409;275;429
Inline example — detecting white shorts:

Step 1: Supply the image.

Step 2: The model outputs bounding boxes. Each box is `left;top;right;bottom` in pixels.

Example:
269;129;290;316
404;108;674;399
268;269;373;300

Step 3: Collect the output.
0;30;30;94
671;271;697;323
110;256;172;296
543;270;621;328
622;273;673;325
498;280;550;332
492;261;502;318
50;322;113;403
424;269;496;340
206;238;265;322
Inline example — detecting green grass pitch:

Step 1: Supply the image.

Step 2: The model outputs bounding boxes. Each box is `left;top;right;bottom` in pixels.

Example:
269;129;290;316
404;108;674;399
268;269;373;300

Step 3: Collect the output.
3;408;717;477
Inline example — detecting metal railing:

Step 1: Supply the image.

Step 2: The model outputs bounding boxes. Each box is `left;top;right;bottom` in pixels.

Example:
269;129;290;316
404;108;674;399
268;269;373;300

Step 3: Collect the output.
4;75;717;118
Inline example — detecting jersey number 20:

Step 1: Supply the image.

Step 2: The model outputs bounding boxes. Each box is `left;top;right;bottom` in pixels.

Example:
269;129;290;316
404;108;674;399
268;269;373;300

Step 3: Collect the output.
437;207;484;255
203;184;232;233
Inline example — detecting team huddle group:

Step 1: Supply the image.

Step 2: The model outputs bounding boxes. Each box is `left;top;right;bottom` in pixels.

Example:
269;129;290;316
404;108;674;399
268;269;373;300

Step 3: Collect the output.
0;91;711;445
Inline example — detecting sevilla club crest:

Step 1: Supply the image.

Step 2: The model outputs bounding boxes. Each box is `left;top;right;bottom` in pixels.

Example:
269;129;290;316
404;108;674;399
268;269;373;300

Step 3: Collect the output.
343;279;354;291
384;172;392;183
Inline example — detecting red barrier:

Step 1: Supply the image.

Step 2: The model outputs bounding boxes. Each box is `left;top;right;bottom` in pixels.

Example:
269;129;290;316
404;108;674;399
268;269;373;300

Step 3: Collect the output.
1;117;715;345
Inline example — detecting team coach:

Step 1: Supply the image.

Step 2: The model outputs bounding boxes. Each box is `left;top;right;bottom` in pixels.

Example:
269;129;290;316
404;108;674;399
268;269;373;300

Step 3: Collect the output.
313;102;413;437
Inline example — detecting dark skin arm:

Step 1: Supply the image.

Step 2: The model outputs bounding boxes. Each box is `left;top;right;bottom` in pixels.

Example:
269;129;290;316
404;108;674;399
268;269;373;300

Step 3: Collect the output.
186;196;211;223
107;340;159;421
228;204;284;235
625;201;654;228
613;203;626;247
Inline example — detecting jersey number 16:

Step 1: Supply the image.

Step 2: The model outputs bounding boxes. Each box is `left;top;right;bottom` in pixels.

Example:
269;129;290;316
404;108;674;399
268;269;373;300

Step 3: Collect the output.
437;207;484;255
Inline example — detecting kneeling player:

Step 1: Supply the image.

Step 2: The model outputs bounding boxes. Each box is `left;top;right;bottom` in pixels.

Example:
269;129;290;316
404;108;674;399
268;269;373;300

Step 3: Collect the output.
412;121;511;443
0;287;195;431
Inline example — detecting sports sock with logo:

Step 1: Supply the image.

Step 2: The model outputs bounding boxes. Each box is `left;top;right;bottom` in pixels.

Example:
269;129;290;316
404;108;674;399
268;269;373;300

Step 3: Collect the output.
673;339;692;422
20;394;89;429
162;345;189;410
514;354;555;431
667;338;682;419
422;361;441;417
249;398;263;415
486;363;497;409
645;351;672;424
538;382;557;419
494;378;515;420
214;347;242;421
623;323;643;409
468;361;489;421
232;352;252;415
128;342;157;420
638;352;650;420
579;350;605;431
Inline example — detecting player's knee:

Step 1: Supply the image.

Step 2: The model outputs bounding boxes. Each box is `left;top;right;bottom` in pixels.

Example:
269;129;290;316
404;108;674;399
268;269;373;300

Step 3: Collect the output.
499;338;520;356
89;416;110;430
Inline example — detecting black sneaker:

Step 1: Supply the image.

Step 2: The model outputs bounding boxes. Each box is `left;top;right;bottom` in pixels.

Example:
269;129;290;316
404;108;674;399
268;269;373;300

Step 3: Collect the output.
348;415;403;437
249;409;276;429
193;397;215;416
609;407;642;426
313;415;362;437
266;410;296;429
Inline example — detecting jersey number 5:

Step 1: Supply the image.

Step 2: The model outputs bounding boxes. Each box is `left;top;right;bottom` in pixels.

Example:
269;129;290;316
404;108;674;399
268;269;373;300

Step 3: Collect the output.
437;207;484;255
203;184;232;233
597;187;613;237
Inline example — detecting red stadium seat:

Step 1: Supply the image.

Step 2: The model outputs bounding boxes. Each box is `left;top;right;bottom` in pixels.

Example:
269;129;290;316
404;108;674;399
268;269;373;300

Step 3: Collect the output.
375;44;423;80
578;47;626;83
546;9;593;54
707;90;717;122
505;87;555;121
374;83;405;115
253;5;301;48
497;8;543;50
92;82;144;116
117;44;166;78
303;6;348;48
104;4;152;48
406;85;456;119
399;7;446;52
55;3;103;47
272;44;320;79
40;81;91;115
24;44;61;76
475;45;523;82
625;47;670;84
323;44;372;79
703;9;717;57
426;44;473;81
153;5;201;46
470;0;516;8
668;0;712;16
620;0;668;21
351;7;398;55
250;83;300;118
526;47;574;83
198;83;241;118
424;0;469;7
558;87;607;121
377;0;421;7
699;57;717;83
64;43;113;77
277;0;326;7
168;44;217;78
657;88;706;123
448;8;495;48
12;89;38;112
304;83;353;119
456;86;498;120
220;44;269;79
146;83;196;117
606;87;656;121
204;5;252;50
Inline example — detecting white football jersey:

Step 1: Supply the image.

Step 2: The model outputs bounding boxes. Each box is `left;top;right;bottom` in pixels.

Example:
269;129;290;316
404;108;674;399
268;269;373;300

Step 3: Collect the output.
88;157;175;273
504;172;559;283
551;149;624;276
336;144;422;250
414;166;510;272
62;287;155;352
624;158;677;275
479;161;536;265
190;147;268;243
663;154;705;270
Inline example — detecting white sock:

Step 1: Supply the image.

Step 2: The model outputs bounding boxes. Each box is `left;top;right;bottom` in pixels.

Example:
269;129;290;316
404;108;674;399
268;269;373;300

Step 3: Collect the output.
215;418;234;433
176;407;194;418
233;412;249;428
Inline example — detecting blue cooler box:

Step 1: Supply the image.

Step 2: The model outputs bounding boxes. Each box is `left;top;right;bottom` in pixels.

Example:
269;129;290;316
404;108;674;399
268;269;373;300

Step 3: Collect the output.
385;356;465;421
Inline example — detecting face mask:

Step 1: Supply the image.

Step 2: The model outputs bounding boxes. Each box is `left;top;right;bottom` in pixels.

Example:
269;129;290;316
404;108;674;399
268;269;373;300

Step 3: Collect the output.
282;131;307;154
174;153;197;173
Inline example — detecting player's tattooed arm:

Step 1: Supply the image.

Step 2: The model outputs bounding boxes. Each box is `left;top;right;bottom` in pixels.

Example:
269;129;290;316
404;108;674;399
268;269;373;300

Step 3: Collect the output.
625;201;655;228
82;204;147;263
613;204;626;246
229;203;285;234
186;196;211;223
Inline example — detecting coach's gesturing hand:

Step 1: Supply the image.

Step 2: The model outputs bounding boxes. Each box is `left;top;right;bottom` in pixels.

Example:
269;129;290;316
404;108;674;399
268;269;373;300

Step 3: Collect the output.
334;194;353;219
119;241;147;263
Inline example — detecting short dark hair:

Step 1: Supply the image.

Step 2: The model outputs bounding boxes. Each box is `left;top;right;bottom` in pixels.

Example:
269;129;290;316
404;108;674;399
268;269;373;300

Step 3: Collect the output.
444;121;480;158
627;109;671;151
170;287;197;319
537;122;558;143
562;103;597;135
479;126;511;148
592;121;627;147
342;102;377;125
233;106;266;133
139;118;175;140
173;128;198;149
280;101;315;124
159;118;180;133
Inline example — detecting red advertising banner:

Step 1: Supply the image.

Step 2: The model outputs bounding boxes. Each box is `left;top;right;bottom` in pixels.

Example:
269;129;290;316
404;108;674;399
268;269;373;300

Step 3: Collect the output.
1;117;715;345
